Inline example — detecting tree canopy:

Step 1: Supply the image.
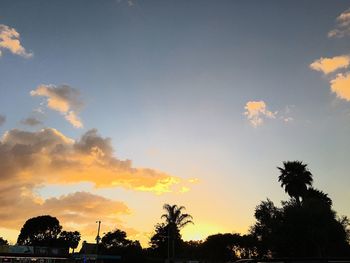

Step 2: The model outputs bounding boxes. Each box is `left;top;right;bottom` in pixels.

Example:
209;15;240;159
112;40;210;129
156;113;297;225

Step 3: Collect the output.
17;215;62;246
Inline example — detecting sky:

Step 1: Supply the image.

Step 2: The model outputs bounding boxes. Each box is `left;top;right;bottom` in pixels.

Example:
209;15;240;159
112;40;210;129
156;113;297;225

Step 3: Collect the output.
1;0;350;247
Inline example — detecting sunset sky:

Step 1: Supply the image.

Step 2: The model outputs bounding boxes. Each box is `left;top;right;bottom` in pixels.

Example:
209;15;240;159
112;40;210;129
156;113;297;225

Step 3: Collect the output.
1;1;350;247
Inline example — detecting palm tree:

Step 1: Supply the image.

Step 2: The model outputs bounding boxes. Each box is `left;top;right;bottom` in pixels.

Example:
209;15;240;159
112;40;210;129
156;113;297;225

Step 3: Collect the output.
278;161;313;205
161;204;193;260
161;204;194;228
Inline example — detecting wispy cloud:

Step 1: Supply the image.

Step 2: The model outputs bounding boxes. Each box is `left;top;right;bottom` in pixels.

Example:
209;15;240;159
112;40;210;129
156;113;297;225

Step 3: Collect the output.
0;24;32;58
20;117;42;126
30;84;83;128
0;115;5;126
328;9;350;38
310;55;350;74
330;72;350;101
244;101;277;127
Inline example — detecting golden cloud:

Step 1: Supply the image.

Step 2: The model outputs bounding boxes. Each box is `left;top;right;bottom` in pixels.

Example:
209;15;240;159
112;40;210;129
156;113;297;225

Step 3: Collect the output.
0;127;185;243
244;100;276;127
328;9;350;38
330;72;350;101
30;85;83;128
0;24;32;58
310;55;350;74
0;128;179;193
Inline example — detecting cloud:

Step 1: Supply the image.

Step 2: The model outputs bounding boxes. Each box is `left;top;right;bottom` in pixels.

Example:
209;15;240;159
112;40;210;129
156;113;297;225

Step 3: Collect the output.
0;187;132;241
20;117;42;126
0;115;5;126
0;24;32;58
0;127;184;242
328;9;350;38
310;55;350;74
244;101;277;127
0;128;179;193
330;72;350;101
30;84;83;128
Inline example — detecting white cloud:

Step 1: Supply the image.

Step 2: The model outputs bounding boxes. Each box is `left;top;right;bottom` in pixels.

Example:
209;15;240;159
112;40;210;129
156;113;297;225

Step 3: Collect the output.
244;101;277;127
328;9;350;38
310;55;350;74
30;84;83;128
0;24;32;58
330;72;350;101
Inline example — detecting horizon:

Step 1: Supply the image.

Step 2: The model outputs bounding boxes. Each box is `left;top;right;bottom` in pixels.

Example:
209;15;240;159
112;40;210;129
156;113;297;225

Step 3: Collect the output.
1;0;350;249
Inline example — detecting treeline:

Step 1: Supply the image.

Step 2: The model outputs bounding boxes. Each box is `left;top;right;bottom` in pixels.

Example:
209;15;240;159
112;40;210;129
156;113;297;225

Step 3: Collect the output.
1;161;350;263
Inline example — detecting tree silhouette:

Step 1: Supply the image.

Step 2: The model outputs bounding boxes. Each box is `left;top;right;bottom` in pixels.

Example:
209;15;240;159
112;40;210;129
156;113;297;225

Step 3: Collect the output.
0;237;8;245
250;161;350;258
161;204;194;229
150;204;193;261
17;215;62;246
149;223;181;258
278;161;313;205
58;231;81;253
101;229;142;263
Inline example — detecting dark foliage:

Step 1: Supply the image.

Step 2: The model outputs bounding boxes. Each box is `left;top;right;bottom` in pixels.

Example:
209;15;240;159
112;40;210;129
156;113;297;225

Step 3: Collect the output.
250;161;350;258
0;237;8;245
58;231;81;252
17;215;62;246
278;161;313;205
100;229;142;263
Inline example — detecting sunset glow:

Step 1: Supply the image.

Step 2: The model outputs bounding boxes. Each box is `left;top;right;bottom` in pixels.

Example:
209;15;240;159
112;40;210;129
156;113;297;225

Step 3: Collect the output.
1;1;350;254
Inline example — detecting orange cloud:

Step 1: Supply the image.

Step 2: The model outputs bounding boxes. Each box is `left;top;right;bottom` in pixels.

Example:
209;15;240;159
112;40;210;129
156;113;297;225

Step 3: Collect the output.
30;85;83;128
310;55;350;74
328;9;350;38
0;128;179;193
0;127;185;244
330;72;350;101
244;101;276;127
0;186;133;243
0;24;32;58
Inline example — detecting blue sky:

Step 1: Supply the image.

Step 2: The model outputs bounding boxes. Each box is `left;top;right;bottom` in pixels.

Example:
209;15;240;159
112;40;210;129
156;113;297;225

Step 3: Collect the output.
1;0;350;245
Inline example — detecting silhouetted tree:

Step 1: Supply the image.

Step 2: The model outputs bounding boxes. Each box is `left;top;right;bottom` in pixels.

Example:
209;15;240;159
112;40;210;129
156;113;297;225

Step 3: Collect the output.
250;162;350;257
101;229;142;263
58;231;81;253
250;199;282;257
160;204;193;260
202;233;237;262
149;223;182;259
17;215;62;246
0;237;8;245
278;161;313;205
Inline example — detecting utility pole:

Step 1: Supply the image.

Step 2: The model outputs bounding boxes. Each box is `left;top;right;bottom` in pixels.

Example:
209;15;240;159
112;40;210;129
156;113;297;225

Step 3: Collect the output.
96;220;101;245
95;220;101;259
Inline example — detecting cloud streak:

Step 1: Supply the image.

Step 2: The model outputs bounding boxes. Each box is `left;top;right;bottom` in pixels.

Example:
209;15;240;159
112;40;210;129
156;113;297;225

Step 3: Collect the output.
30;84;83;128
244;101;276;127
0;115;5;126
328;9;350;38
0;24;32;58
21;117;42;126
